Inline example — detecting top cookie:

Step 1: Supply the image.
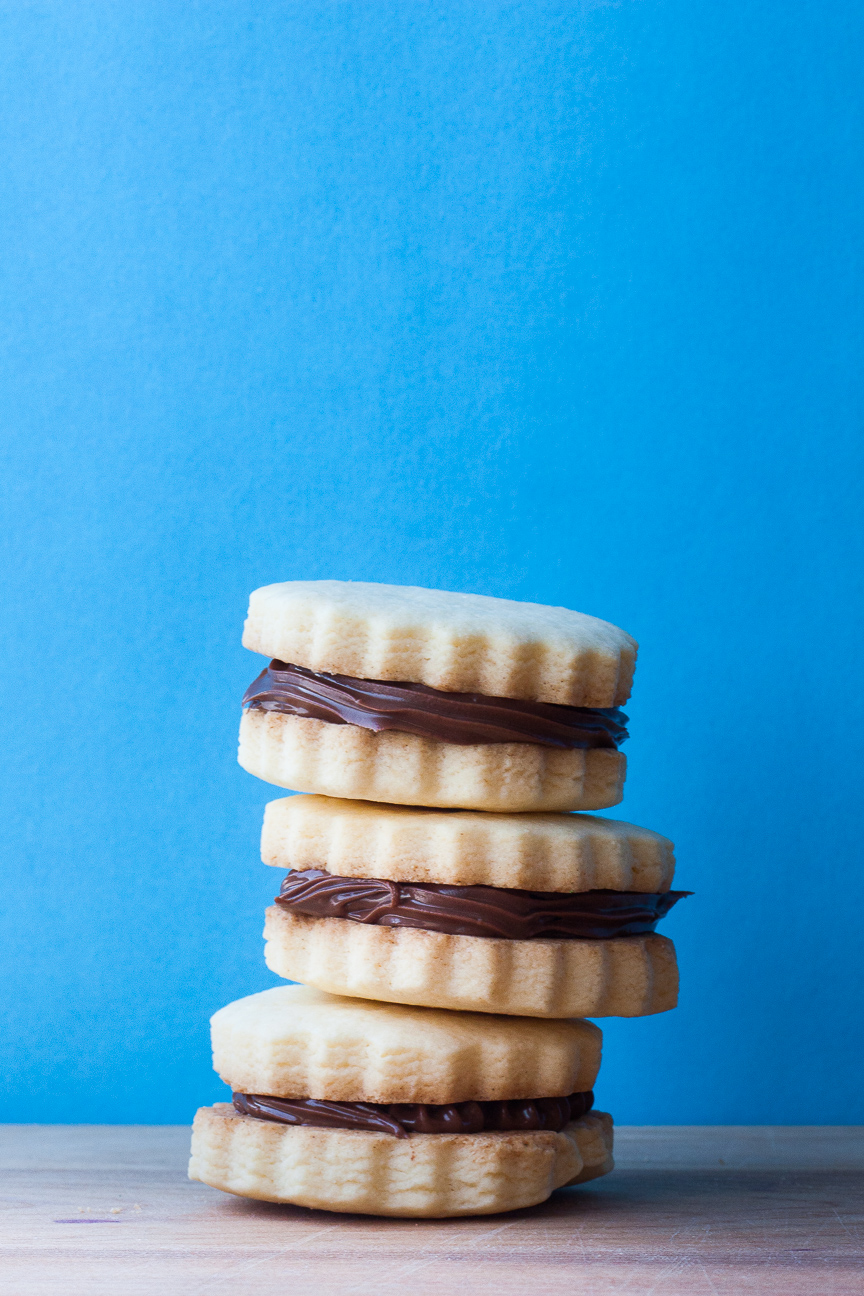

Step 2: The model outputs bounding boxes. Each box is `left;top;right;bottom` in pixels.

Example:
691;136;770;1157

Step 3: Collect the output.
211;985;602;1103
242;581;637;707
261;795;676;892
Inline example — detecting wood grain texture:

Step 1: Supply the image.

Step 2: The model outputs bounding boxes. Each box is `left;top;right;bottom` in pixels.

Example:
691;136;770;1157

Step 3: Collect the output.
1;1125;862;1295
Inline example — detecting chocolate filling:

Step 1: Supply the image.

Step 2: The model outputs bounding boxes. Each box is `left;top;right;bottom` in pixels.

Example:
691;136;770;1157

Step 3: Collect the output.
233;1090;595;1138
243;661;628;748
276;870;690;940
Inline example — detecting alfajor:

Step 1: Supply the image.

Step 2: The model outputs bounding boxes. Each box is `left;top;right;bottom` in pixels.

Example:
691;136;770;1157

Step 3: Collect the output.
238;581;636;812
259;795;687;1018
189;985;613;1217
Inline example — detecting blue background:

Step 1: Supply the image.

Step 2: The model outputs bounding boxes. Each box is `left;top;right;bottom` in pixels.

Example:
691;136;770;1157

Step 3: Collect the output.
2;1;862;1124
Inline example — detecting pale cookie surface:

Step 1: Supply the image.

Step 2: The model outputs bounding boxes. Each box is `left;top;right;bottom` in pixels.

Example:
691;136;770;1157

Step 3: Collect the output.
211;985;601;1102
562;1111;615;1185
263;907;678;1019
188;1104;613;1217
243;580;636;707
239;710;626;812
262;795;675;891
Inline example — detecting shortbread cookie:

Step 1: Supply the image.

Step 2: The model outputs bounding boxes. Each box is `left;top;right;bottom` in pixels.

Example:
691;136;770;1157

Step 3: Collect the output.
261;805;687;1015
239;582;634;808
239;709;626;811
193;984;609;1216
263;906;679;1018
242;580;637;707
210;985;601;1102
189;1102;614;1217
261;795;676;891
563;1110;615;1184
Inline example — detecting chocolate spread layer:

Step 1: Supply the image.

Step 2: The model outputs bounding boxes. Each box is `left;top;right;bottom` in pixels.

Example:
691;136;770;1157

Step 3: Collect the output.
276;870;690;940
243;661;629;748
233;1090;595;1138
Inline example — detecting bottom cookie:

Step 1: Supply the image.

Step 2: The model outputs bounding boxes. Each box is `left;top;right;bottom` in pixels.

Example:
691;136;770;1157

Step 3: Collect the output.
189;1104;613;1218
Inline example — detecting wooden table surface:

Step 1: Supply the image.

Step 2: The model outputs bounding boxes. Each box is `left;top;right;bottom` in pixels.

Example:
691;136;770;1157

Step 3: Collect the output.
3;1124;863;1294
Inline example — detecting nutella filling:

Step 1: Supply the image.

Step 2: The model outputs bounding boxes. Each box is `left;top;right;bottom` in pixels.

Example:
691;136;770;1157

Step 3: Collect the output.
276;870;690;940
243;661;628;748
233;1090;595;1138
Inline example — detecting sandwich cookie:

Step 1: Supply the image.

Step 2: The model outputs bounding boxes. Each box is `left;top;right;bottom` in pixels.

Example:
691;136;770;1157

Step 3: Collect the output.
238;581;636;811
260;796;687;1018
189;985;612;1217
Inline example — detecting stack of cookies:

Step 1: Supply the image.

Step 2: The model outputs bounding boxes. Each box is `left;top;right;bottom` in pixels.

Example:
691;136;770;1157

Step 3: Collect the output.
190;581;687;1217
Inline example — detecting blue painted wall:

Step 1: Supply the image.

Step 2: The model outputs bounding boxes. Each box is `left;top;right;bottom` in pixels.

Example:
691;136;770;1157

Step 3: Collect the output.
2;1;862;1123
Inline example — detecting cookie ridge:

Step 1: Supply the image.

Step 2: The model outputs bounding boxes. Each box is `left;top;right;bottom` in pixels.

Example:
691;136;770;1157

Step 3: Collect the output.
242;581;637;707
210;984;601;1102
188;1103;612;1217
263;907;679;1019
240;710;626;812
261;794;674;890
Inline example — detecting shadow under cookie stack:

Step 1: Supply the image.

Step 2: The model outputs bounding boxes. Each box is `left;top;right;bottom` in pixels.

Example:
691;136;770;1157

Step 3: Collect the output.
189;581;688;1217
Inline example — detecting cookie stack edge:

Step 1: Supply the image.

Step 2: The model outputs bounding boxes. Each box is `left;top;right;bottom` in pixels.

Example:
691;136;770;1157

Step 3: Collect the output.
190;581;684;1217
